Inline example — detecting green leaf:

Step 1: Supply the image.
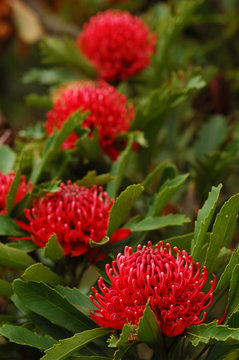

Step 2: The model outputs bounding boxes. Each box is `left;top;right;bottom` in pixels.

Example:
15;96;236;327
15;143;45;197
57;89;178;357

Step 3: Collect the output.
41;328;111;360
0;146;16;174
226;265;239;322
128;214;190;232
150;174;189;216
106;134;135;198
43;234;65;262
186;321;239;346
89;236;110;248
215;248;239;295
13;280;95;332
25;94;52;108
70;357;112;360
194;115;228;159
141;160;170;190
23;263;64;286
40;36;96;78
0;214;29;236
137;302;161;350
107;184;144;237
0;324;56;350
7;240;37;253
75;171;114;188
32;179;61;198
31;109;87;185
0;280;13;297
0;243;35;270
162;233;194;253
23;67;76;85
55;286;97;314
113;324;136;360
6;150;25;216
204;193;239;272
191;184;222;261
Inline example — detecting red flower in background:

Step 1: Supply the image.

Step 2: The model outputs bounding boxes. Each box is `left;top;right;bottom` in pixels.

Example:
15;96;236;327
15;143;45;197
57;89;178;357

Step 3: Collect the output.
90;242;216;336
23;181;130;258
77;10;156;82
45;81;134;161
0;172;32;215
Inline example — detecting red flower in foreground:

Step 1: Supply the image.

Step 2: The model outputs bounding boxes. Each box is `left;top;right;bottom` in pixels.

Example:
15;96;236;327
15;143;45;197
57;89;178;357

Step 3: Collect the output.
23;181;130;258
45;81;134;161
0;172;32;215
90;242;216;337
77;10;156;82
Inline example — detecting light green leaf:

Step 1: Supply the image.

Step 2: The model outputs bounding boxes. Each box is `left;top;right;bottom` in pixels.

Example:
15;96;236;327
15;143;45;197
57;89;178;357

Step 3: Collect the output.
128;214;190;232
107;134;135;198
13;280;95;332
204;193;239;272
107;184;144;237
0;324;56;350
75;171;114;188
41;328;111;360
25;94;52;108
40;36;96;78
113;324;136;360
31;109;87;185
150;174;189;216
0;280;13;297
0;146;16;174
7;239;37;252
191;184;222;261
23;263;64;286
186;321;239;346
215;248;239;295
89;236;110;248
0;214;29;236
43;234;65;262
0;243;35;270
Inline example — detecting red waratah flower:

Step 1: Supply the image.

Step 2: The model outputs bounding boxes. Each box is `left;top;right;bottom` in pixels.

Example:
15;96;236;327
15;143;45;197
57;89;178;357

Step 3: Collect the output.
22;181;130;258
90;241;216;337
45;81;134;161
0;172;32;215
77;10;156;82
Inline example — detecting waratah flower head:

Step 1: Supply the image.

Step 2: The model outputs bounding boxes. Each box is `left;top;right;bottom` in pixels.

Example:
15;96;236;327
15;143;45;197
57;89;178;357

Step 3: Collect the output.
45;81;134;161
77;10;156;82
90;241;216;337
23;181;129;258
0;172;32;215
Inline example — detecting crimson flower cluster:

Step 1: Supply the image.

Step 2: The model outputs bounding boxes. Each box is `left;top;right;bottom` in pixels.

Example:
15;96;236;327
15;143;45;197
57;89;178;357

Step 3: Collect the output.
0;172;31;215
45;81;134;161
77;10;156;82
90;242;216;337
22;181;129;259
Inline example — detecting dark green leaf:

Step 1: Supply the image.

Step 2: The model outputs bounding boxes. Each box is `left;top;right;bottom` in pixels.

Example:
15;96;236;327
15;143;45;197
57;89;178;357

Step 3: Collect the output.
55;286;97;314
162;233;194;253
0;280;13;297
0;214;29;236
128;214;190;232
204;193;239;272
141;160;170;190
7;240;37;252
23;263;64;286
107;184;144;237
0;325;56;350
113;324;136;360
43;234;65;262
41;328;111;360
13;280;95;332
191;184;222;261
215;248;239;295
137;303;161;350
226;265;239;322
25;94;52;108
0;243;34;270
